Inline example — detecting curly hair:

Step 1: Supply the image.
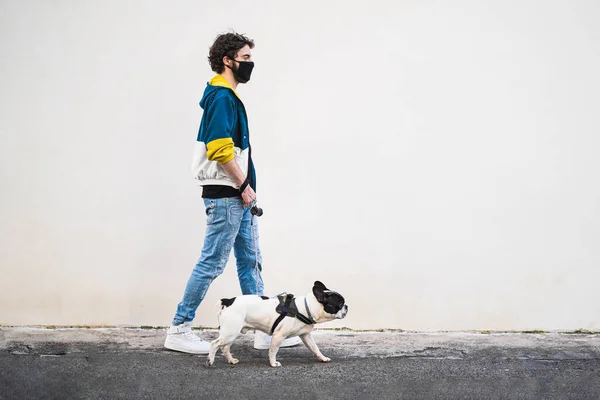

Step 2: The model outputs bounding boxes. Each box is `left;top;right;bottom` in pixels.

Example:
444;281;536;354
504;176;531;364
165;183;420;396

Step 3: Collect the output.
208;32;255;74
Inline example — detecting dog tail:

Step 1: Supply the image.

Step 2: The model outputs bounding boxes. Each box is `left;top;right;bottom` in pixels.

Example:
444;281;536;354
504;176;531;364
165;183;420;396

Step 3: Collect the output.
220;297;236;308
215;297;236;325
215;297;235;310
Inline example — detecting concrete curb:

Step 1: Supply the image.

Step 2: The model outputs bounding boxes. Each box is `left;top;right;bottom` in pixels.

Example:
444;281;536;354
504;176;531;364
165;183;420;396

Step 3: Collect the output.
2;327;599;361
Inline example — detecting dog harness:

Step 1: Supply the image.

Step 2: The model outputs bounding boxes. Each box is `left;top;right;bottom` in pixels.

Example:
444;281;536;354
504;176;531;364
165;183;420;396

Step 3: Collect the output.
270;293;316;334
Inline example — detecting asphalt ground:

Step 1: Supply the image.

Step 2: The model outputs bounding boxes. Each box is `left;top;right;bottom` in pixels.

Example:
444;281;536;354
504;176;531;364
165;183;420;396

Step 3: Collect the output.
1;328;599;399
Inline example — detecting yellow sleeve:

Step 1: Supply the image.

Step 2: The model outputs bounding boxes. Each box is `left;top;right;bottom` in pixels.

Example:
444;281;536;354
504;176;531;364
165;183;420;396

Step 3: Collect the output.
206;138;235;164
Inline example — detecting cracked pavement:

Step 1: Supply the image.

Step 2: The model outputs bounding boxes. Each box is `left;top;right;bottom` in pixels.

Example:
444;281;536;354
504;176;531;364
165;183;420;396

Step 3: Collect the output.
1;328;599;399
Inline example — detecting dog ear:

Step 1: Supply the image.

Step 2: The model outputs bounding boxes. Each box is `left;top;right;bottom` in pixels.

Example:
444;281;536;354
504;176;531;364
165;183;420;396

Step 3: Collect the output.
313;281;327;302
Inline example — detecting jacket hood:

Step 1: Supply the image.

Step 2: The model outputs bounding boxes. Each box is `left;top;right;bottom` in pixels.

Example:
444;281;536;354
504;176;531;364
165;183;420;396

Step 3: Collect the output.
199;75;240;109
199;84;221;110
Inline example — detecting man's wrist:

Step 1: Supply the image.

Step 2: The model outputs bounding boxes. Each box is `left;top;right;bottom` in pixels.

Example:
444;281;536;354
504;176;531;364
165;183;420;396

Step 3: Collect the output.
239;178;250;193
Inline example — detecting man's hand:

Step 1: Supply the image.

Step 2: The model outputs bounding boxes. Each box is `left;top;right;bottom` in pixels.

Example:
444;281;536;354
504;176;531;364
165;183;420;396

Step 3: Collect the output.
241;185;256;207
220;158;255;207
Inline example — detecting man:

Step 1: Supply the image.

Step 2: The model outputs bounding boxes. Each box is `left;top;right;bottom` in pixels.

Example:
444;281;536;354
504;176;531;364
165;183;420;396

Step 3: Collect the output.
164;32;301;354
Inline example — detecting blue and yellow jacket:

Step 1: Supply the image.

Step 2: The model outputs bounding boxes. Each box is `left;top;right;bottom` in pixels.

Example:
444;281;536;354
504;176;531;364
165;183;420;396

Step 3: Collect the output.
191;75;255;190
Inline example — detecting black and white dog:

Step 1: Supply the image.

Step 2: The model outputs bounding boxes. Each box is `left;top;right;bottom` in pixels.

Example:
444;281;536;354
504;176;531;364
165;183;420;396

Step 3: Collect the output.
206;281;348;367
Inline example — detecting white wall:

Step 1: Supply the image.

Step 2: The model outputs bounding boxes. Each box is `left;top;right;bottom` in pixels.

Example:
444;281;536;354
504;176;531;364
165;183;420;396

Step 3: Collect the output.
1;0;599;331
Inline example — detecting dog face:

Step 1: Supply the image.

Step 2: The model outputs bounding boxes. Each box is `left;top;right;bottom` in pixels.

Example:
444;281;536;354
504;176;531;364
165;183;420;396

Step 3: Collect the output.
312;281;348;319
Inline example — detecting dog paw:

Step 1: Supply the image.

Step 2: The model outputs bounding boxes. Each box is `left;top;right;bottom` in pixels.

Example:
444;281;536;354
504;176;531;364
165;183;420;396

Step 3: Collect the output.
228;358;239;365
270;361;282;368
320;357;331;363
205;359;214;367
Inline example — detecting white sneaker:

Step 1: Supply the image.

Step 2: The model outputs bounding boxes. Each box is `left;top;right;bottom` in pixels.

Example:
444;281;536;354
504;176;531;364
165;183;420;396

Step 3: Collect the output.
164;322;211;354
253;330;302;350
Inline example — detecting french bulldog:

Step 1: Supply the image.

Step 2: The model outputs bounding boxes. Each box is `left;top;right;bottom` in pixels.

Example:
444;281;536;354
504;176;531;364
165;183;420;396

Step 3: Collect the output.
206;281;348;367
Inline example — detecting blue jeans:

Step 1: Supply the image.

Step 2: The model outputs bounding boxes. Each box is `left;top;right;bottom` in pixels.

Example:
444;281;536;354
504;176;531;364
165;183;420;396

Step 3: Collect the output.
172;197;264;325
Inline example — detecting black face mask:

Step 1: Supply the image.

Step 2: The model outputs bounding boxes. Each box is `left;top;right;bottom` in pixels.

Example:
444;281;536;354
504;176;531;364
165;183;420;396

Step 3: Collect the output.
229;60;254;83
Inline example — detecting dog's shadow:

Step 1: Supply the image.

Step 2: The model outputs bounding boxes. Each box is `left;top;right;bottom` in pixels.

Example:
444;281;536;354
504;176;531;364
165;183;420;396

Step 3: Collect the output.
200;336;342;368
